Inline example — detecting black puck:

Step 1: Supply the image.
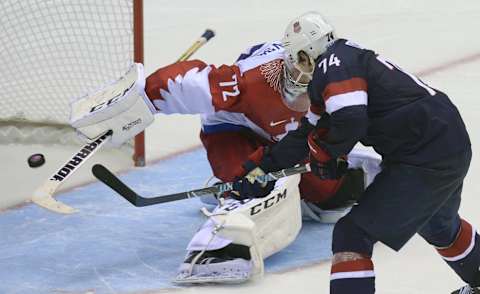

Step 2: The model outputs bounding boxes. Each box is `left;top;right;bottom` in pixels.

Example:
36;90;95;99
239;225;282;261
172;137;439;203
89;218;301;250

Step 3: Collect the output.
28;153;45;168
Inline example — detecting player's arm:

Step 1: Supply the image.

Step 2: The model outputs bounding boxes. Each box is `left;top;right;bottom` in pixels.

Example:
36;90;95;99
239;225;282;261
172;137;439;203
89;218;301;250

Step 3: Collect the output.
307;50;369;159
259;116;314;170
321;106;368;158
71;60;248;147
145;60;248;115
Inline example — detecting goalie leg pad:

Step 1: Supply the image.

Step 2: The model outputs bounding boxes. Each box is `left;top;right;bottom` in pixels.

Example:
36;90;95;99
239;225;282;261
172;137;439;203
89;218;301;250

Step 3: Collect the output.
175;174;302;284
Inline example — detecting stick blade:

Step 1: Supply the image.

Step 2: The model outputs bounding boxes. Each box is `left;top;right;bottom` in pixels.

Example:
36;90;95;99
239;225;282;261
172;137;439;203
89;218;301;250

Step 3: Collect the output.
92;164;139;206
31;183;77;214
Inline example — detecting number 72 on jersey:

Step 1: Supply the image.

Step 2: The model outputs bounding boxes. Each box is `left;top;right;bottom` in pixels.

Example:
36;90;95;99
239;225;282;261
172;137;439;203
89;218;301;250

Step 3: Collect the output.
219;74;240;101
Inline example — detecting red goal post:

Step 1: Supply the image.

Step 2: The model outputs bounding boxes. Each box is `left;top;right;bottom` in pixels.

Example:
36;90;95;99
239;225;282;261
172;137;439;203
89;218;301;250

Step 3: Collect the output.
0;0;146;166
133;0;145;166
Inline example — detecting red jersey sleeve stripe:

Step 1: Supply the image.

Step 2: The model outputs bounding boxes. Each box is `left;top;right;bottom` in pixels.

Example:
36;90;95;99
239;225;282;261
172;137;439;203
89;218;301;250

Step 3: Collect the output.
437;219;476;261
322;77;368;101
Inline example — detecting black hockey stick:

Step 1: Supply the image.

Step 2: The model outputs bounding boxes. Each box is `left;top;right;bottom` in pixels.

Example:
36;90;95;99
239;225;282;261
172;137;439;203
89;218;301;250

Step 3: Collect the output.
92;163;311;207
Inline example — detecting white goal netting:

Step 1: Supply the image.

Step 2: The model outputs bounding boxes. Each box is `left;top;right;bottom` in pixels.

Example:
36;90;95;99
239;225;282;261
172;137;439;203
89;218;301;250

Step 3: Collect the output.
0;0;139;147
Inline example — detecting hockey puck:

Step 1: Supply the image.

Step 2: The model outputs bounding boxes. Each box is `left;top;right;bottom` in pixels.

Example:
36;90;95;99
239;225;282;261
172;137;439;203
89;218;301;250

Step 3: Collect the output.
28;153;45;168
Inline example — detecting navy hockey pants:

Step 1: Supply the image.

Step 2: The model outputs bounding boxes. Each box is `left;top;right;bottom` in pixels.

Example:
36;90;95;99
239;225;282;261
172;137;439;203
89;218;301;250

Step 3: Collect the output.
346;148;471;251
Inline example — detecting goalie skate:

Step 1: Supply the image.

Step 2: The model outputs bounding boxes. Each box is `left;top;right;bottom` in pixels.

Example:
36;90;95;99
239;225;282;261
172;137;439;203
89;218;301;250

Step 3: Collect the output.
452;285;480;294
174;246;253;284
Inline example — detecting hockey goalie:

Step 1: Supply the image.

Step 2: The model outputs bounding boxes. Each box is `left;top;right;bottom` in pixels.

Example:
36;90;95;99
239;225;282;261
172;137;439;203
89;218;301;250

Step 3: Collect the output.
70;38;381;283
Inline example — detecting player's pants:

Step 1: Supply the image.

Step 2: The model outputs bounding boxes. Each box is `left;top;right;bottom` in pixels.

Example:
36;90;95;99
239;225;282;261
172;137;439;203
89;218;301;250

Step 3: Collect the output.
349;148;471;250
330;148;479;293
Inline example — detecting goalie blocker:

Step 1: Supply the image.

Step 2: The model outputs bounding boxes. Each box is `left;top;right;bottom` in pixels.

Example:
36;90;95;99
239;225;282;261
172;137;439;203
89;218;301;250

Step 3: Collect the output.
70;63;156;147
175;174;302;284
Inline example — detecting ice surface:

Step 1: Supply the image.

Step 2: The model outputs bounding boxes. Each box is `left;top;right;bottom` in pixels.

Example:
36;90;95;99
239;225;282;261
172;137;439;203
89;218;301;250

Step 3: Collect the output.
0;149;333;294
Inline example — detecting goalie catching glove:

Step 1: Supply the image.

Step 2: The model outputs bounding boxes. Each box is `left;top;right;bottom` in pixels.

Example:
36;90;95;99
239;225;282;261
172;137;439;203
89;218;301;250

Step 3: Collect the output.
70;63;156;147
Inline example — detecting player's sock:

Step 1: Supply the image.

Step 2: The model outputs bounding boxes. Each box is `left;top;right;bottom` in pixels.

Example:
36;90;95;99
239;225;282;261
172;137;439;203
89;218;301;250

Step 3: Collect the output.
330;257;375;293
437;219;480;287
451;285;480;294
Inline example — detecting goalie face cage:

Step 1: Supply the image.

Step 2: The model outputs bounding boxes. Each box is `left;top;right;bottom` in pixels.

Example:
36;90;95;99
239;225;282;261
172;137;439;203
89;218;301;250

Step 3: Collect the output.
0;0;145;166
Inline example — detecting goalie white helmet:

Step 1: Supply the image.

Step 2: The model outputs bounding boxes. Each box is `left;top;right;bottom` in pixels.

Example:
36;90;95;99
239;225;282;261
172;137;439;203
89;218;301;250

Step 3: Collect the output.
281;11;336;111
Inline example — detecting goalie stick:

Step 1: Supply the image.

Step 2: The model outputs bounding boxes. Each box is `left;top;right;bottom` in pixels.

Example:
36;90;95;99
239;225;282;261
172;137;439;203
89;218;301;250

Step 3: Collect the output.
31;29;215;214
92;163;311;207
32;131;112;214
177;29;215;62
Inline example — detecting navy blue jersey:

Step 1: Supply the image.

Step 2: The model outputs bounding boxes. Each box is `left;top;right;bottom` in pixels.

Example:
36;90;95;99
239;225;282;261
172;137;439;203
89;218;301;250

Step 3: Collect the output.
303;39;470;165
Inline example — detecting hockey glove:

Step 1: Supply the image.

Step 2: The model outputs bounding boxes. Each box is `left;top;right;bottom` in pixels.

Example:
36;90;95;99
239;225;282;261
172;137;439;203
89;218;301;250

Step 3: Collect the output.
231;147;275;200
307;129;348;180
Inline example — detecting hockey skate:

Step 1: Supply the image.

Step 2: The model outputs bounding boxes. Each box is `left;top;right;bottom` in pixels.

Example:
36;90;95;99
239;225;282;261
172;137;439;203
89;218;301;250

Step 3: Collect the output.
174;244;254;284
452;285;480;294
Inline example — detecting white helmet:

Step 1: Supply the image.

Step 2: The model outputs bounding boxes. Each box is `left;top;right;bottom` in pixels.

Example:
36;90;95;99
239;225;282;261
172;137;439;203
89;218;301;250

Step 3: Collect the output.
280;12;336;112
282;11;336;81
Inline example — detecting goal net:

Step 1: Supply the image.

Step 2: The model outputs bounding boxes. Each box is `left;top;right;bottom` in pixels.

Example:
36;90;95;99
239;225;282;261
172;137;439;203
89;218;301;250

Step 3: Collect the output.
0;0;145;165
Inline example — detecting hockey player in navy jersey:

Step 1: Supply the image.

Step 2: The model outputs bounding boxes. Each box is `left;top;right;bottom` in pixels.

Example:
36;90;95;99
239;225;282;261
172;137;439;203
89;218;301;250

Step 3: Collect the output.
237;11;477;294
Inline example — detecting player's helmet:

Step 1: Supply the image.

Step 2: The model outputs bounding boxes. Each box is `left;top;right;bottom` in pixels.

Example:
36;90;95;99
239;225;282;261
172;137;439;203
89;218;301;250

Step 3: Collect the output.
281;12;336;111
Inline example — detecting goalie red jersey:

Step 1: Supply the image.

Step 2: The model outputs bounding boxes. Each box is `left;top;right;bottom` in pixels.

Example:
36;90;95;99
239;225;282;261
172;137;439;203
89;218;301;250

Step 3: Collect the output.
145;42;304;142
145;42;371;205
